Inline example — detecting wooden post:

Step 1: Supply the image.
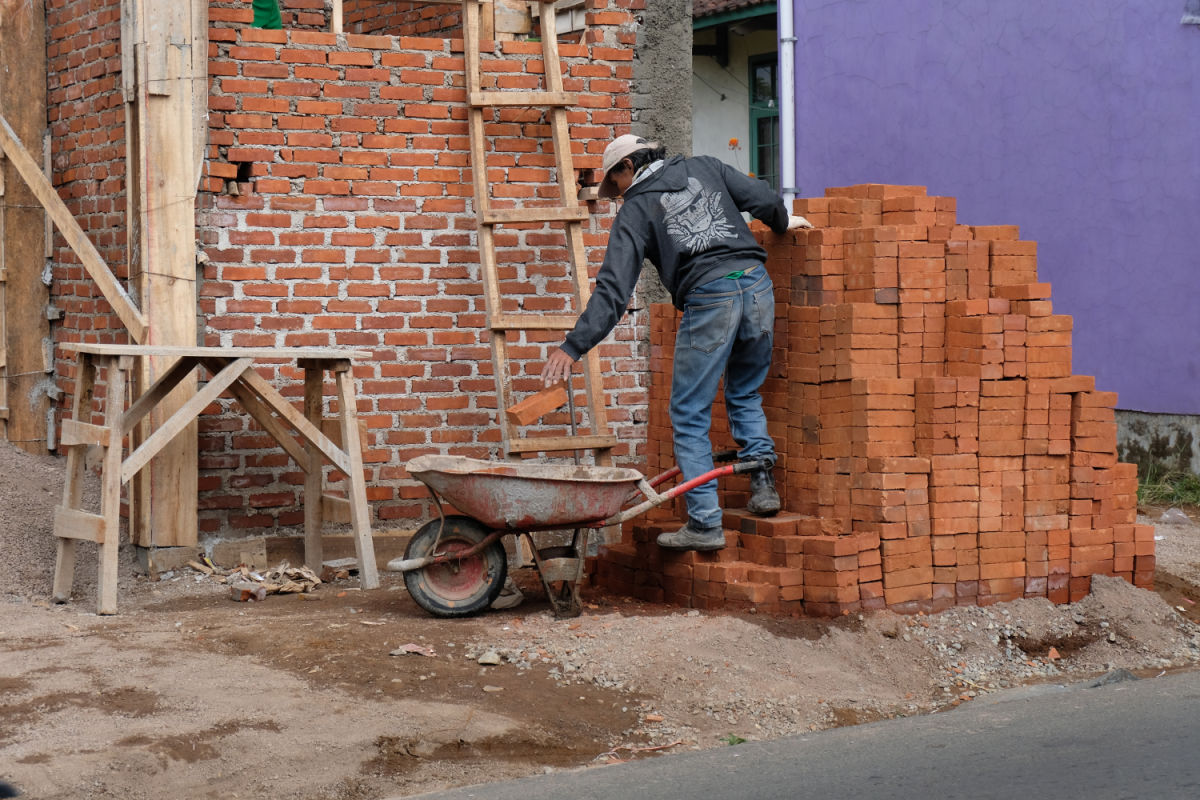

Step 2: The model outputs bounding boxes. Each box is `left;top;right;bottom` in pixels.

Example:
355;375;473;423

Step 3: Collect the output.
52;353;96;602
332;0;343;34
302;362;325;570
0;0;49;453
98;356;132;614
122;0;208;548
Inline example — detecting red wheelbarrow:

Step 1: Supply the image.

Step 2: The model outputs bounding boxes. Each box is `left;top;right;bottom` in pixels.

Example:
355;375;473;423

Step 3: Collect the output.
388;450;764;618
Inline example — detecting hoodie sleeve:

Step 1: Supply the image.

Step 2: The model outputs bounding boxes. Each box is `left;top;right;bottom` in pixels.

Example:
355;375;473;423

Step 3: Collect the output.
713;158;790;235
560;207;648;360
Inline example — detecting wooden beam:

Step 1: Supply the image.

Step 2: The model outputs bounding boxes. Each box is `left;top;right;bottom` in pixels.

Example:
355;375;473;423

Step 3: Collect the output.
53;507;106;543
0;113;145;342
120;358;253;484
238;368;353;474
481;206;589;225
336;367;379;589
123;0;208;547
60;419;112;448
0;0;49;452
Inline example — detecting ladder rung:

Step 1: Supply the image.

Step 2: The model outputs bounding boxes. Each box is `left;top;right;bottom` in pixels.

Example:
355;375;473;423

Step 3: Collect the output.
482;206;589;225
54;506;106;543
491;314;577;331
507;435;618;454
469;90;577;108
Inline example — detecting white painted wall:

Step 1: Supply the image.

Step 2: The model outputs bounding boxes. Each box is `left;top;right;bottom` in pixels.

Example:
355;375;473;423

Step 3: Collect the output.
691;28;777;173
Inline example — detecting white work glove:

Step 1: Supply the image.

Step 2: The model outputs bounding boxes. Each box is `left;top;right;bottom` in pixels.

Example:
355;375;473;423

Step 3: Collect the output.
788;215;814;230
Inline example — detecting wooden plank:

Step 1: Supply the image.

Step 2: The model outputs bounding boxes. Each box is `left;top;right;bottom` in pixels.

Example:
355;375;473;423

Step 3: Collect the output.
238;368;352;474
335;368;379;589
321;494;352;525
120;354;198;434
98;356;128;615
120;358;254;484
494;0;532;35
506;434;619;454
125;0;210;549
331;0;343;33
63;343;370;361
506;383;568;426
60;419;112;448
206;362;311;470
53;353;96;602
481;206;589;225
0;113;145;341
0;2;50;451
54;507;106;543
303;366;325;570
469;90;578;108
490;313;578;331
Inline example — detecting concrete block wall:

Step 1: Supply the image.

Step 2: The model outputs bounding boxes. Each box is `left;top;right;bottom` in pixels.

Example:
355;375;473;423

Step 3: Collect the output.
596;184;1154;616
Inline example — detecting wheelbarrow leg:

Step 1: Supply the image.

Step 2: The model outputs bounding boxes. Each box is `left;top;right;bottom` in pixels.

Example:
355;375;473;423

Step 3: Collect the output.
524;529;589;618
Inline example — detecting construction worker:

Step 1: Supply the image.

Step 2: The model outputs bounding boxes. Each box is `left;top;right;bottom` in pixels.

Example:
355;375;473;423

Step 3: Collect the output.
542;134;812;551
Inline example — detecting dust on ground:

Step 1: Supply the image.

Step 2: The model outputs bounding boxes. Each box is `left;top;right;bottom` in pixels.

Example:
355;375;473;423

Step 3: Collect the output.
3;439;1200;799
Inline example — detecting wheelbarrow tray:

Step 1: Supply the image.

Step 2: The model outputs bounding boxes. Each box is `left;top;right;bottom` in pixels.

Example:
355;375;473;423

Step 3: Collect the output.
405;454;644;531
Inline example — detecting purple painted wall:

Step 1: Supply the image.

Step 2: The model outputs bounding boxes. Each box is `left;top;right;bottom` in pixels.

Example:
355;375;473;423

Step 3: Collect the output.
790;1;1200;413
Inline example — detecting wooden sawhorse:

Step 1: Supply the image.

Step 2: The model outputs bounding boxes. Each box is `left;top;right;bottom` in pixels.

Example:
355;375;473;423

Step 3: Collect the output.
52;344;380;614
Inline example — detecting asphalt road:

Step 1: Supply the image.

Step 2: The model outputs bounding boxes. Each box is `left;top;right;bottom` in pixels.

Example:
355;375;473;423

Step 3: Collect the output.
405;669;1200;800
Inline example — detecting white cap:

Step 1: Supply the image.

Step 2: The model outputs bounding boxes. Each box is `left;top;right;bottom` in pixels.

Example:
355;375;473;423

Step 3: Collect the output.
597;134;658;199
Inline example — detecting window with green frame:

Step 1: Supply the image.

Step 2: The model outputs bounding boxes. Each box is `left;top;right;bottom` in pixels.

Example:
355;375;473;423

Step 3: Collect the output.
748;53;780;192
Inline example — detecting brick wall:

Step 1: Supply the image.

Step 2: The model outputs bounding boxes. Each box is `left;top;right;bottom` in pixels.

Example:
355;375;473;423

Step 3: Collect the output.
46;0;130;425
197;17;641;532
600;184;1154;615
341;1;462;37
210;0;331;30
44;2;645;535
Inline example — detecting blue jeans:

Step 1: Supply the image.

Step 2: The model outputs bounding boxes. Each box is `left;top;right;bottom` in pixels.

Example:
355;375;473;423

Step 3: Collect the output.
670;268;776;529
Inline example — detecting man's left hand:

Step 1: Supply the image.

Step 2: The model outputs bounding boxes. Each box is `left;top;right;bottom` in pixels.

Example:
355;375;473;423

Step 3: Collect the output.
541;347;576;387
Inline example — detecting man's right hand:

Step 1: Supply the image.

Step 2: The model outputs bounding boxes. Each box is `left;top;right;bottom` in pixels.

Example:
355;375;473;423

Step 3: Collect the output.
788;215;814;230
541;347;576;387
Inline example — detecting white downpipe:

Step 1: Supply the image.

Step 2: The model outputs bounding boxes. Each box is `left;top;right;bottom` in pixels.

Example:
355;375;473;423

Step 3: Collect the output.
779;0;798;207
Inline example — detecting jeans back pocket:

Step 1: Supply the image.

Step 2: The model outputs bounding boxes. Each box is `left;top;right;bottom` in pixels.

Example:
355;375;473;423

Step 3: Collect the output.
680;297;734;354
751;284;775;336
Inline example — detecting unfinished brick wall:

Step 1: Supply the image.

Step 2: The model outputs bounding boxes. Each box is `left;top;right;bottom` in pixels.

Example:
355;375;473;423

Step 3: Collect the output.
598;184;1154;615
46;0;129;347
196;19;641;532
210;0;333;30
341;1;462;37
44;2;647;536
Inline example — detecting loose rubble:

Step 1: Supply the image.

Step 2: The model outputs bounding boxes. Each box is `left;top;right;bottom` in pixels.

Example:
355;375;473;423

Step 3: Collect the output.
465;575;1200;750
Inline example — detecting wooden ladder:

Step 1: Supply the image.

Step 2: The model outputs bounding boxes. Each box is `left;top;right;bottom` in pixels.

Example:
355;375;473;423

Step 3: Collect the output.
461;0;615;465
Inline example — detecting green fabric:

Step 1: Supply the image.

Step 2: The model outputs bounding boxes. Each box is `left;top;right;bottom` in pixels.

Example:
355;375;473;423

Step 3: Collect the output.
252;0;283;29
723;270;746;280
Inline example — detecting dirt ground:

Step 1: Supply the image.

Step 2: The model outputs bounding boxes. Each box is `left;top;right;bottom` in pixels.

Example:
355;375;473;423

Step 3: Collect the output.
4;439;1200;799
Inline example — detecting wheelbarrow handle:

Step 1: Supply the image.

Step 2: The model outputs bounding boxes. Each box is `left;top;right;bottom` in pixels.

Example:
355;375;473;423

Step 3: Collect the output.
732;457;769;474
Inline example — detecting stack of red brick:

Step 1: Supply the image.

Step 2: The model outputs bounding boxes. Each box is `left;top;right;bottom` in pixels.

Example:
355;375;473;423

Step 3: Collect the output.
593;184;1154;616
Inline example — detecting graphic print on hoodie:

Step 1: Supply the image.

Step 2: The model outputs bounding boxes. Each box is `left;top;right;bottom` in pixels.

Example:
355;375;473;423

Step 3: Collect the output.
662;177;737;254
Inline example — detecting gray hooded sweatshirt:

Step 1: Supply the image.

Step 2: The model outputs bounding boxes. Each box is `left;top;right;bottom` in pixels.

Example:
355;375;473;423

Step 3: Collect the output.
561;155;789;360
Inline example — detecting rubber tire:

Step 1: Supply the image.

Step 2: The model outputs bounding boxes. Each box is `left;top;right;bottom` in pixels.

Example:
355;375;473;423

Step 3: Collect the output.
403;516;507;618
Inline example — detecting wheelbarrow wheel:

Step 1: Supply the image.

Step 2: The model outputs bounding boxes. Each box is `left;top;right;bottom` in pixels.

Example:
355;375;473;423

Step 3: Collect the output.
403;516;507;617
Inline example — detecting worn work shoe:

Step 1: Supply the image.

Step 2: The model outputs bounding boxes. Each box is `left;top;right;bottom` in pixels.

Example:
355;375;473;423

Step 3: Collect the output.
657;521;726;551
746;467;781;516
